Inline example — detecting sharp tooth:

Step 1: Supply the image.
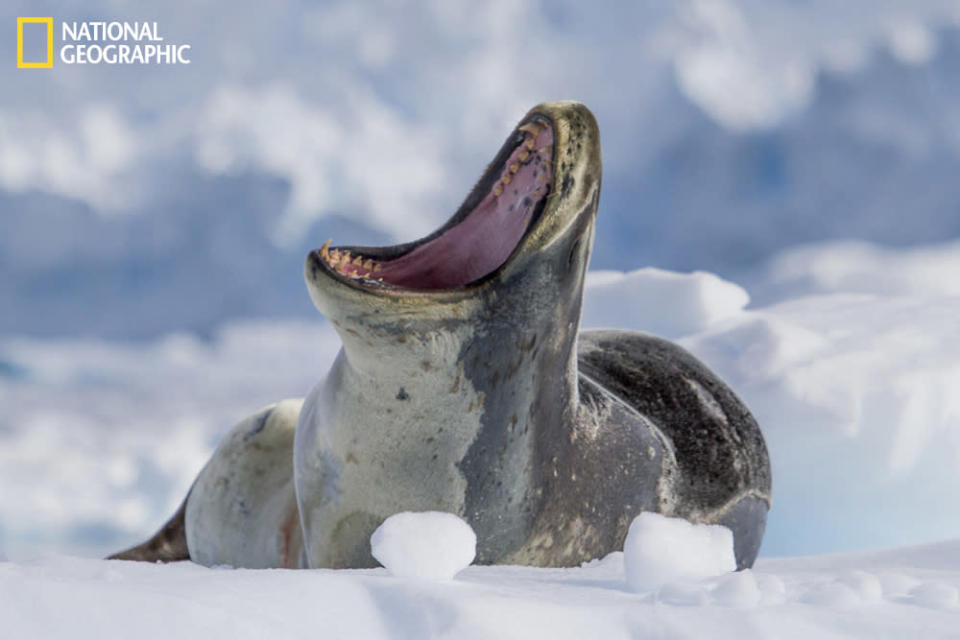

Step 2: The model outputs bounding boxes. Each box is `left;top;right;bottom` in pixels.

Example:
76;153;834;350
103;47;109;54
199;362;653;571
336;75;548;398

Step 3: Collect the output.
352;255;363;267
539;146;551;155
525;138;535;151
320;239;331;258
342;251;351;263
377;277;384;282
494;184;503;197
509;163;519;174
518;123;542;136
363;259;374;271
519;151;529;162
374;263;382;273
502;174;512;185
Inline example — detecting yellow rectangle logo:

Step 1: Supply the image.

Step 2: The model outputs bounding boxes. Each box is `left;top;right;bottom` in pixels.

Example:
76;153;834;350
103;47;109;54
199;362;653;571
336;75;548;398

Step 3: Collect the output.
17;17;54;69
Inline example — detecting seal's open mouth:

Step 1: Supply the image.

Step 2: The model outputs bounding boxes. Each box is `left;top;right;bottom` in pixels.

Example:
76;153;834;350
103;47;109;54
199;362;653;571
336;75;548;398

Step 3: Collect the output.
313;117;554;290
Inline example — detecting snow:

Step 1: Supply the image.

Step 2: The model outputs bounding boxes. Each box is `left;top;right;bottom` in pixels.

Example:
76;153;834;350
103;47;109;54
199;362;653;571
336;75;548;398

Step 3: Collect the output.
681;293;960;555
2;540;959;639
711;570;762;607
910;581;960;610
623;513;735;592
370;512;476;581
583;268;750;338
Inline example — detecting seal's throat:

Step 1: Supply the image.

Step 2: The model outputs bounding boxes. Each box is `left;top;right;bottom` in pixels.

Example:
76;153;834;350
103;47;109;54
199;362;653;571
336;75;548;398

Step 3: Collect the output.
315;120;555;290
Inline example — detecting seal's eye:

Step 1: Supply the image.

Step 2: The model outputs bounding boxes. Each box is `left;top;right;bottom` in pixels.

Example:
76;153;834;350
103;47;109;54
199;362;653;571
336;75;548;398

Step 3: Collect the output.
316;119;554;290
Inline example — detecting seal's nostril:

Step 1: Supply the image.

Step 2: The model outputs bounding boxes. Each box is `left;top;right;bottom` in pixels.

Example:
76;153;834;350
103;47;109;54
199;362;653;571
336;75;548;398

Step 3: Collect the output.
568;239;582;269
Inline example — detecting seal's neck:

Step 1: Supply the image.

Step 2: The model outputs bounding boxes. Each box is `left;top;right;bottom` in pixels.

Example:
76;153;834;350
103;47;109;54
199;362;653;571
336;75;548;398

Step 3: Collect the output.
314;230;589;562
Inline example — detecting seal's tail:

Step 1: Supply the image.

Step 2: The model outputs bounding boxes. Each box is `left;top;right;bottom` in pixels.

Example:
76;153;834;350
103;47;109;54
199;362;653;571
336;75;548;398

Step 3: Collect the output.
107;493;190;562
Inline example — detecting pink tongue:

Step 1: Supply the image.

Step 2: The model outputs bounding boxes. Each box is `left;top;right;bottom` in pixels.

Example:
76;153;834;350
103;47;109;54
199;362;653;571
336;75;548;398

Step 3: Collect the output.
375;126;553;289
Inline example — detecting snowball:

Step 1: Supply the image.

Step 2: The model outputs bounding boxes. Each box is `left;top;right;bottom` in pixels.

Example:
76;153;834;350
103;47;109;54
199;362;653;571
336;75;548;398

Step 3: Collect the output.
370;511;476;581
623;512;736;592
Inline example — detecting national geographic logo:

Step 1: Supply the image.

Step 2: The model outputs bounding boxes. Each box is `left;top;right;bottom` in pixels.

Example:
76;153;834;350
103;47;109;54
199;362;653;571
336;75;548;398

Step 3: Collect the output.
16;18;192;68
16;17;53;69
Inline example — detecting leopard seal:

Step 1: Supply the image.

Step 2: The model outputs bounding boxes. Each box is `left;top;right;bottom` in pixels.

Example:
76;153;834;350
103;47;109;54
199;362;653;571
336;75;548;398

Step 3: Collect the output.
111;101;771;570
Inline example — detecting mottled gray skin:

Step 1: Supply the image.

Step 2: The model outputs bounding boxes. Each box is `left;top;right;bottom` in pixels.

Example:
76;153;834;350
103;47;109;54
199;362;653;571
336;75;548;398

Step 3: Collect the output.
111;102;771;570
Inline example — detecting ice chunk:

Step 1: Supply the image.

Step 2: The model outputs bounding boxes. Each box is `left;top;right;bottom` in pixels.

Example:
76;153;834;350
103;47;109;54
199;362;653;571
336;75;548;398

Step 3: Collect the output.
370;511;476;581
582;268;749;339
623;512;735;592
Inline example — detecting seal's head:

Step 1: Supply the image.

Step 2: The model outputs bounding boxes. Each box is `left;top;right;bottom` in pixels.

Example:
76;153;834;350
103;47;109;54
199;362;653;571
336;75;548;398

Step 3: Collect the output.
304;101;602;329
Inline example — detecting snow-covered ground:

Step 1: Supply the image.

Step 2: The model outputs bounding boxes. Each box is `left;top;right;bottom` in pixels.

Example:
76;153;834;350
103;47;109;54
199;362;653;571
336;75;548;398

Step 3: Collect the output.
3;539;958;638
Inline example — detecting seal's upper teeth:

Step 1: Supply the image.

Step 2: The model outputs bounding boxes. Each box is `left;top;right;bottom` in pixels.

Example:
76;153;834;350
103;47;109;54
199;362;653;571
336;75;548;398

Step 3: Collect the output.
494;184;503;197
509;163;519;174
525;138;536;151
502;174;512;185
519;151;530;162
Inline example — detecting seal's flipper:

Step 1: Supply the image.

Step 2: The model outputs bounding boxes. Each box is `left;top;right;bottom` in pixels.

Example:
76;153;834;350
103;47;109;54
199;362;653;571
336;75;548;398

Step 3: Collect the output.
186;398;305;569
107;494;189;562
109;399;305;567
576;329;771;568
